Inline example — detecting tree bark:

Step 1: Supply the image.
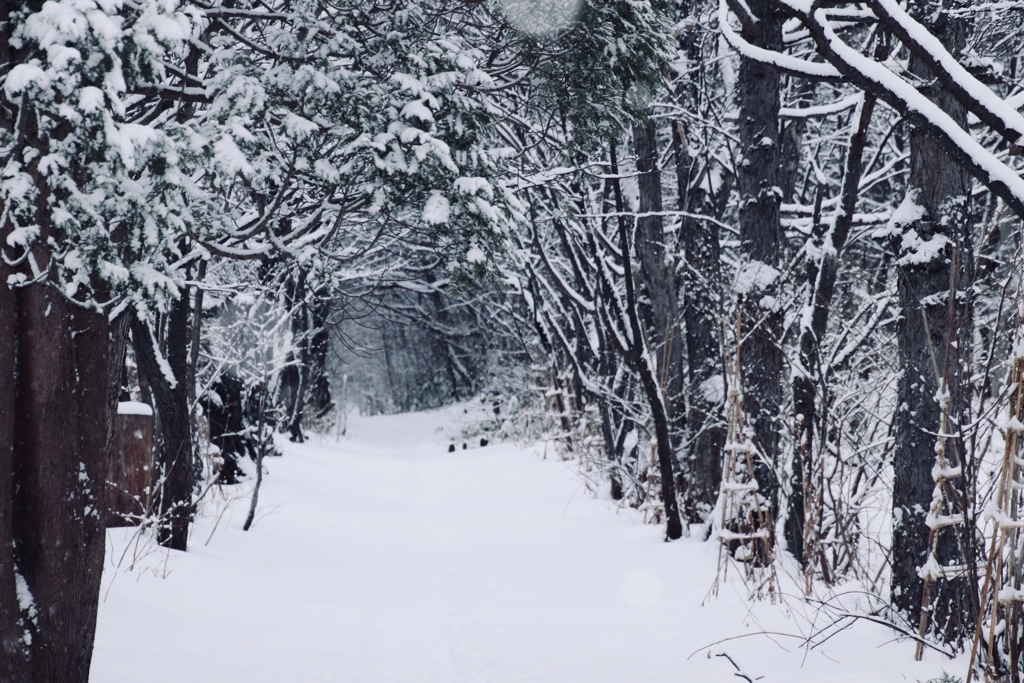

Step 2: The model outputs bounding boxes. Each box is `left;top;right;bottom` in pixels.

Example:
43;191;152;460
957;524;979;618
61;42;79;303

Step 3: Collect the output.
131;296;195;552
187;260;207;443
736;0;786;550
611;140;684;541
1;8;112;668
0;276;110;682
305;300;333;421
671;4;729;524
0;268;28;683
281;268;310;441
674;124;729;523
632;118;687;465
105;411;155;527
889;3;976;643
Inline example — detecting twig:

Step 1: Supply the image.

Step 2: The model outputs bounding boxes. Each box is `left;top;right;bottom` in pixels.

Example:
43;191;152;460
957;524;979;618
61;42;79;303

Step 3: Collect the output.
688;631;804;659
834;612;957;658
715;652;764;682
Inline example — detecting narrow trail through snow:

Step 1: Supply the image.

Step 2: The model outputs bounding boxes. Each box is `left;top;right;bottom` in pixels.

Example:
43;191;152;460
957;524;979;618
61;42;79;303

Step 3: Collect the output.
92;404;960;682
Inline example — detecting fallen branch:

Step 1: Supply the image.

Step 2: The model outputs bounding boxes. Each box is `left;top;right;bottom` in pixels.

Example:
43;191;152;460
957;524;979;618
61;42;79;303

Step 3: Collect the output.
716;652;764;682
835;612;957;658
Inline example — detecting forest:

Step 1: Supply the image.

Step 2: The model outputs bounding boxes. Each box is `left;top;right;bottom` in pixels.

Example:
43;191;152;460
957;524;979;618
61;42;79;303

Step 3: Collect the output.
4;0;1024;680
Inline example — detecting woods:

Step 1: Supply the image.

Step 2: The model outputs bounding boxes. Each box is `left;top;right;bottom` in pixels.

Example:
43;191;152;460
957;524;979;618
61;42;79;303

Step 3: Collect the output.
5;0;1024;680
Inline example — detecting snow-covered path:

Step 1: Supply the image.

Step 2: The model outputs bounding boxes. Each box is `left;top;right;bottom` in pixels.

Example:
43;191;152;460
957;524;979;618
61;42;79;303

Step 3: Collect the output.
91;405;960;682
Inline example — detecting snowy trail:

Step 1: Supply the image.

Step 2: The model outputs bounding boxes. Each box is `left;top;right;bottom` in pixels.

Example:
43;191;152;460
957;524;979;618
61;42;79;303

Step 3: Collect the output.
92;405;960;682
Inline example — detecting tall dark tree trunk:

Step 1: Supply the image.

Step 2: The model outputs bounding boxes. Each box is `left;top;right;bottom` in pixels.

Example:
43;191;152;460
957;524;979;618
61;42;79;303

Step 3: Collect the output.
632;118;687;465
280;267;313;441
131;295;195;552
595;267;627;501
278;352;305;437
589;182;633;501
777;79;816;202
672;1;729;524
0;264;25;682
304;299;333;421
889;3;976;643
0;274;111;682
1;9;113;669
735;0;786;552
108;312;131;447
0;10;25;672
673;126;729;523
611;140;684;541
187;261;208;442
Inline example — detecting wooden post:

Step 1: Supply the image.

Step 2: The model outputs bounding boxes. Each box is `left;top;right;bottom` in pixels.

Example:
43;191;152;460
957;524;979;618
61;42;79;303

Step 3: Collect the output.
104;402;155;527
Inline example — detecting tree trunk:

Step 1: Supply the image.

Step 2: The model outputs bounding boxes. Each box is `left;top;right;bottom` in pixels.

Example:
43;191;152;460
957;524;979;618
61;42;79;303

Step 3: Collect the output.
0;274;110;682
282;268;309;441
735;0;786;550
595;279;627;501
674;122;729;523
243;377;270;532
632;118;687;465
108;312;131;446
0;261;27;682
1;11;113;668
187;261;208;443
611;140;684;541
670;3;729;525
305;300;333;422
131;296;195;552
889;4;976;643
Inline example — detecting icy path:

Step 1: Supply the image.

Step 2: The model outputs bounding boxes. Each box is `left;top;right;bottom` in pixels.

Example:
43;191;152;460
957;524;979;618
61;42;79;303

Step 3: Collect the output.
92;404;960;682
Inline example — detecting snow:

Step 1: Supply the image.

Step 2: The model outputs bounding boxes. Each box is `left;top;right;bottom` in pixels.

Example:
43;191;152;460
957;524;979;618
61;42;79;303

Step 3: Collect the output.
78;85;105;112
422;191;451;225
454;176;494;199
283;112;320;138
15;571;37;630
92;404;964;683
779;93;860;119
117;401;153;416
733;260;780;295
212;135;255;177
871;190;952;265
700;374;726;405
896;229;950;266
809;5;1024;209
719;0;841;80
874;188;926;239
499;0;582;36
4;63;51;96
871;0;1024;142
401;100;435;123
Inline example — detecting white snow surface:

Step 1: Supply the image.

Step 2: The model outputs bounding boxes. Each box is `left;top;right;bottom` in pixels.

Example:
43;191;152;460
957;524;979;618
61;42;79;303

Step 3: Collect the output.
116;401;153;416
422;191;451;225
92;404;963;682
699;374;726;405
733;260;780;295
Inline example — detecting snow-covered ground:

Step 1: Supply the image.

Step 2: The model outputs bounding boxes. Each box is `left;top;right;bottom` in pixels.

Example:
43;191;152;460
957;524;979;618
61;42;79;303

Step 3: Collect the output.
91;404;963;682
